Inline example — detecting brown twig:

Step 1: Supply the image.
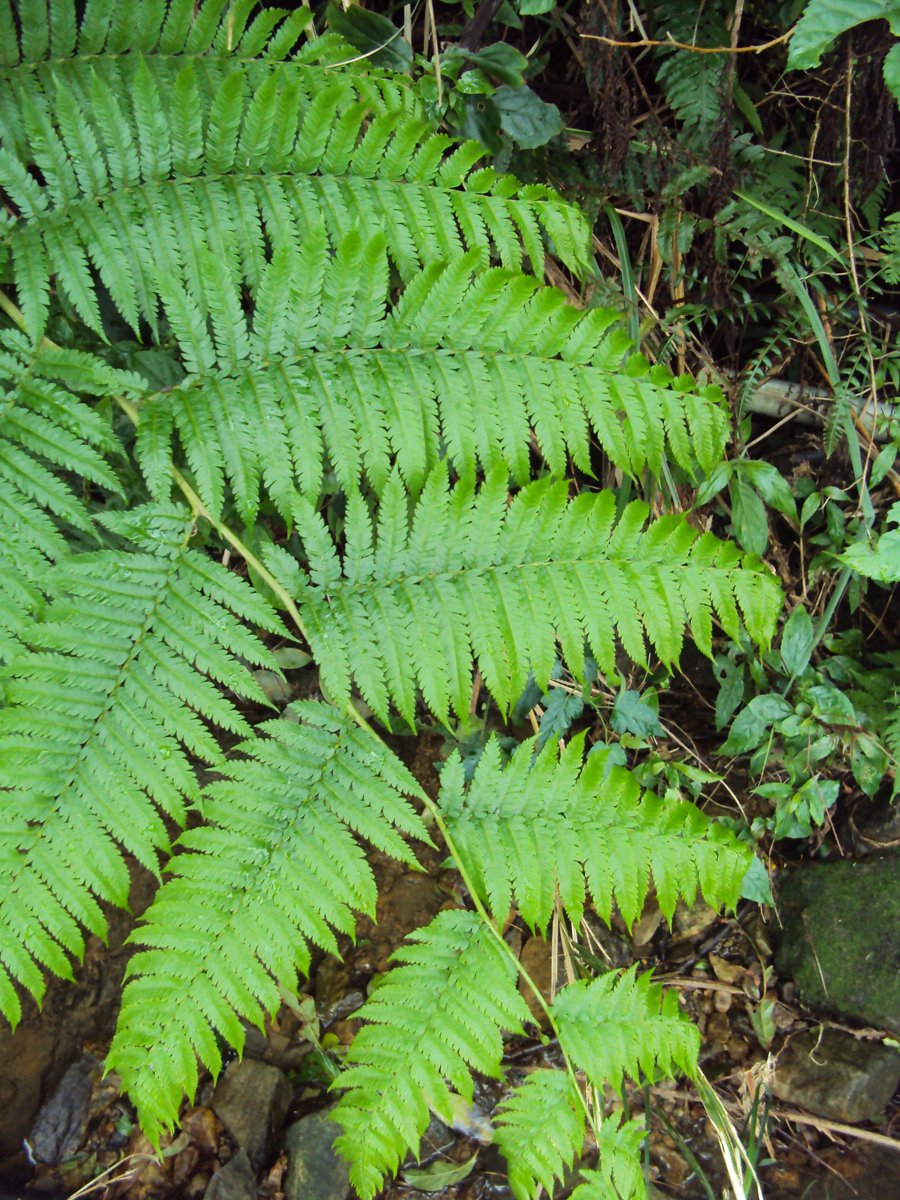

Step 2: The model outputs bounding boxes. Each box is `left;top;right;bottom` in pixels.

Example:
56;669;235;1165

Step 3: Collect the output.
459;0;506;51
580;28;794;54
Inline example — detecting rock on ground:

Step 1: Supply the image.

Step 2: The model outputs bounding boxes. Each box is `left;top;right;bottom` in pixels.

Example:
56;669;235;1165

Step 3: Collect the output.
27;1053;101;1166
772;1028;900;1124
283;1108;350;1200
211;1059;291;1170
775;855;900;1035
204;1149;256;1200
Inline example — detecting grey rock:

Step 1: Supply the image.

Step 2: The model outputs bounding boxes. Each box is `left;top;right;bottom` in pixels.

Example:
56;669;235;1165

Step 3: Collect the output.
776;856;900;1035
28;1053;101;1165
283;1108;350;1200
211;1059;292;1170
204;1149;256;1200
773;1029;900;1124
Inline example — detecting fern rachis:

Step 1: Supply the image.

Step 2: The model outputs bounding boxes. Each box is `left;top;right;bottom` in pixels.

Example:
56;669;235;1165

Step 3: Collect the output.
0;4;782;1197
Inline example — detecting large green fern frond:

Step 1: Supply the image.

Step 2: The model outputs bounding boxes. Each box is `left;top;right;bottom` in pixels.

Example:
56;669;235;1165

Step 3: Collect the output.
291;465;781;724
108;700;428;1144
0;11;590;340
439;734;751;929
0;504;284;1024
0;0;398;150
495;1081;647;1200
122;231;729;521
335;915;699;1198
571;1115;649;1200
333;909;533;1199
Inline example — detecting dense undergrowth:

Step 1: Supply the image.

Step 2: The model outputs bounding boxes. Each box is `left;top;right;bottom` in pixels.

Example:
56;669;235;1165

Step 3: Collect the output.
0;2;898;1198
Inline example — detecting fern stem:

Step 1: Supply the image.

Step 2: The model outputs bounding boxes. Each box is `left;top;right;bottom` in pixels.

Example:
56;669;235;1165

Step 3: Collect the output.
174;465;313;643
0;289;25;330
411;782;605;1138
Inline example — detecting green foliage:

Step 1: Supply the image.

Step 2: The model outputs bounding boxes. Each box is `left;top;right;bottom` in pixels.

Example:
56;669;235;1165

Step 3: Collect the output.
124;230;728;521
0;505;283;1023
0;2;590;342
109;702;428;1144
334;912;697;1200
716;608;899;833
0;331;130;651
838;503;900;582
334;910;533;1199
494;1070;586;1200
0;3;786;1196
788;0;900;76
293;466;779;725
439;734;751;928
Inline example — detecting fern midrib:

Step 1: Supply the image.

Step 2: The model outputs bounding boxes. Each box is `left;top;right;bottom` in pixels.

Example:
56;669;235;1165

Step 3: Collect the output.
138;348;632;404
309;554;712;595
0;166;560;254
0;528;192;902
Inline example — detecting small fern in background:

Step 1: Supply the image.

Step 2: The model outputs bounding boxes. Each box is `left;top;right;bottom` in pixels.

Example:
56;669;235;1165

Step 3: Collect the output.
0;3;782;1197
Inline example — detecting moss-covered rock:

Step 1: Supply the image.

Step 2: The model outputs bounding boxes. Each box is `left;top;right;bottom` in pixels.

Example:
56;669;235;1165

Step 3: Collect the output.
775;855;900;1035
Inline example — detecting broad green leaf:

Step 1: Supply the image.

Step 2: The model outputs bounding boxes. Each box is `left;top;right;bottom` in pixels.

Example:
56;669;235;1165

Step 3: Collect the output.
787;0;900;71
719;694;792;755
403;1155;478;1191
611;689;663;738
780;605;815;678
325;2;413;70
519;0;557;13
494;84;564;147
731;477;769;555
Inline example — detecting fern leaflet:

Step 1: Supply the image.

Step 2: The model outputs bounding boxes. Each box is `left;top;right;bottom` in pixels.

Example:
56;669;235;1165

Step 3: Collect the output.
108;701;428;1144
0;505;283;1024
439;734;751;929
553;967;699;1092
118;230;730;521
494;1069;586;1200
292;465;781;724
0;330;126;589
333;909;533;1199
571;1115;649;1200
0;16;590;341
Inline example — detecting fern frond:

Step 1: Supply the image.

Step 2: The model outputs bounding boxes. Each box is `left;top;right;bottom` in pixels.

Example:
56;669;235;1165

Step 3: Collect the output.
108;701;428;1144
553;967;699;1091
0;505;284;1025
654;5;728;140
440;734;751;929
1;42;591;340
1;0;395;140
333;909;533;1199
292;465;782;725
494;1070;586;1200
572;1115;649;1200
124;233;728;520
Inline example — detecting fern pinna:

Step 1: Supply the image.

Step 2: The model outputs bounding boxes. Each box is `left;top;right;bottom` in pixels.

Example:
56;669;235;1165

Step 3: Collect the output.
0;3;781;1197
